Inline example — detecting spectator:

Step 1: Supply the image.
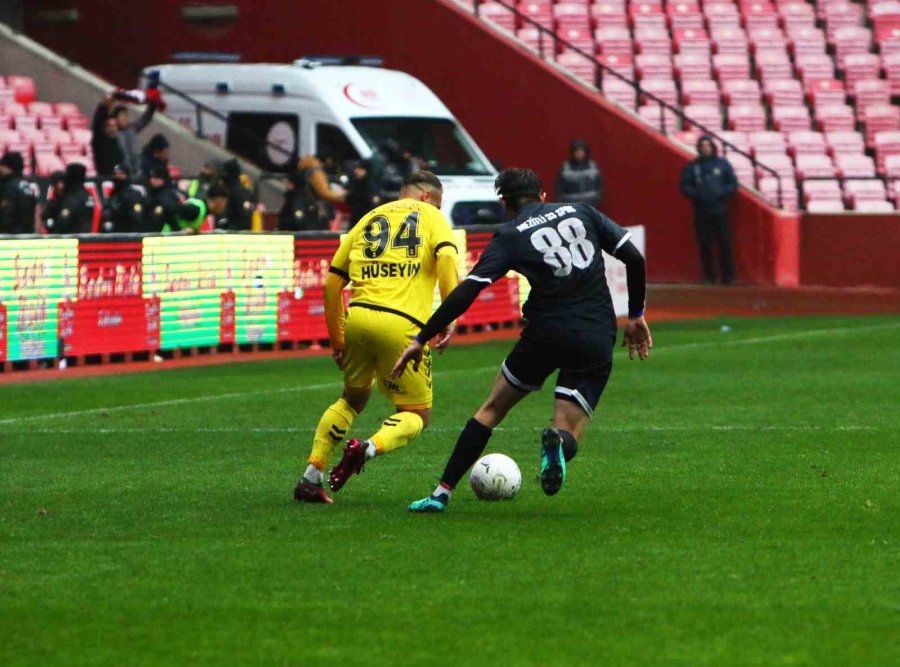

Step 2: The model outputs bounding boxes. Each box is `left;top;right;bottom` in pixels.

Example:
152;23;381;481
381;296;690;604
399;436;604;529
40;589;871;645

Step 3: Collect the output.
188;160;219;200
111;99;157;181
92;98;124;177
0;151;37;234
142;164;181;233
277;170;316;231
101;164;145;233
298;155;345;229
218;158;254;230
140;133;170;181
375;138;412;202
346;159;380;225
168;184;230;234
555;138;604;208
679;135;738;285
42;163;94;234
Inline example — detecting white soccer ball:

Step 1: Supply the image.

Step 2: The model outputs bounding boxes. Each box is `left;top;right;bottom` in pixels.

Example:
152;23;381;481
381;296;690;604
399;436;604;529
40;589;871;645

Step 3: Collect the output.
469;453;522;501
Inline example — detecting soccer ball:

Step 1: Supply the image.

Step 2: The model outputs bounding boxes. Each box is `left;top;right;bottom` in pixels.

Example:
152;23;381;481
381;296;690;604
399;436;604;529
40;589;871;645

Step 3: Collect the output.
469;453;522;500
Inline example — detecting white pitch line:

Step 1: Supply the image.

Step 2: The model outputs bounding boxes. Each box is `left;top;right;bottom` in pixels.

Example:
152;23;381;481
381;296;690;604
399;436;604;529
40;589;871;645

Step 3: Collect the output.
0;321;897;427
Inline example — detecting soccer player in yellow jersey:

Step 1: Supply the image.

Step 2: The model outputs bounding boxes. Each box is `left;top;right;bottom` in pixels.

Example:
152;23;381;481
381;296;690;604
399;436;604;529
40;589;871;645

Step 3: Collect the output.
294;171;460;503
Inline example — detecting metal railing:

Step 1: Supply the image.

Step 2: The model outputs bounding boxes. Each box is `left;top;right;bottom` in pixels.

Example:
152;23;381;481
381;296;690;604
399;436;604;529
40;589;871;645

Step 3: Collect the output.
471;0;785;208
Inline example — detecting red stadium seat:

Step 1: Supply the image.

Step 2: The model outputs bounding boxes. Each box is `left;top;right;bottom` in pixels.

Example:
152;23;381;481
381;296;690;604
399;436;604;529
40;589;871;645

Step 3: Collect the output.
556;52;597;81
779;2;816;28
634;28;673;55
860;104;900;145
635;54;674;79
796;54;836;83
683;103;723;130
742;2;779;31
825;130;866;155
806;199;845;212
835;153;876;178
787;130;827;156
882;53;900;94
704;2;742;28
674;53;714;79
558;27;595;53
640;78;679;105
667;2;704;30
591;3;629;30
728;104;767;131
807;78;846;106
630;2;666;31
787;26;827;56
518;2;554;30
479;3;517;31
717;130;751;153
681;78;721;104
722;79;762;104
595;27;633;55
815;104;856;132
639;104;681;131
772;105;811;131
853;199;895;212
756;51;794;79
763;78;804;105
841;53;882;90
795;154;837;179
7;76;36;104
750;130;788;155
711;26;749;54
748;27;788;54
554;3;591;31
673;28;711;54
713;53;752;80
601;78;637;107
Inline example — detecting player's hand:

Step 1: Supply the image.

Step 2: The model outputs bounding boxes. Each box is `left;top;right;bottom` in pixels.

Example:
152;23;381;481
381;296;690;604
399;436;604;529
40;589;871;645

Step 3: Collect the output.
622;317;653;361
332;348;344;370
391;340;424;378
432;325;455;353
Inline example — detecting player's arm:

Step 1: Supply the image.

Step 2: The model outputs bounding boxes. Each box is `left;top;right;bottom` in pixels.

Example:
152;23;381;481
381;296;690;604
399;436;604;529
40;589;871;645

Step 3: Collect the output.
392;236;509;376
432;214;461;350
324;226;357;368
614;239;652;360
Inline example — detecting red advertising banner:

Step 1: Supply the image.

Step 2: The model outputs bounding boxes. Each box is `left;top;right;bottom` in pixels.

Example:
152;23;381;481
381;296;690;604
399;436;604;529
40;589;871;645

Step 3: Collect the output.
458;232;521;327
277;237;340;343
219;290;236;345
0;302;7;362
58;239;156;356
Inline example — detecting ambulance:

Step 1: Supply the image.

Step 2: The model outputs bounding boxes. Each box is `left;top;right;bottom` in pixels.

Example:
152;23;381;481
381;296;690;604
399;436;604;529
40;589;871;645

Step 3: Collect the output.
142;58;502;226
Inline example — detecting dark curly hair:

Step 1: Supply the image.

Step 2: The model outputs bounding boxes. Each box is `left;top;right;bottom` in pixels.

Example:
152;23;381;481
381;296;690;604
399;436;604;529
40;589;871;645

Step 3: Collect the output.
494;168;542;212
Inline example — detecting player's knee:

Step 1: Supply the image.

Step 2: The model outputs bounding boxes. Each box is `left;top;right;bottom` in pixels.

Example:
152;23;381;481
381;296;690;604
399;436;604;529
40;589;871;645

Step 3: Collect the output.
342;389;369;414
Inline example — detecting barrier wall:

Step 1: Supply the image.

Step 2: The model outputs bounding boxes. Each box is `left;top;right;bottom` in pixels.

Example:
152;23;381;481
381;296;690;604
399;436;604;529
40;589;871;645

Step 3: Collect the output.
21;0;794;285
0;227;644;364
799;214;900;289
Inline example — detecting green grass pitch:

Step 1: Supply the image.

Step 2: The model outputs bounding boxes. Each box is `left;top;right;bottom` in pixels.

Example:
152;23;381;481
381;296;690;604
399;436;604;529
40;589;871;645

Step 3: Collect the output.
1;315;898;666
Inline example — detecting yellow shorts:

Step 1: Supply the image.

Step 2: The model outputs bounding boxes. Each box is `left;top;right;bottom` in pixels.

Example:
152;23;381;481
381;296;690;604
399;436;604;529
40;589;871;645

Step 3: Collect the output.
342;306;433;409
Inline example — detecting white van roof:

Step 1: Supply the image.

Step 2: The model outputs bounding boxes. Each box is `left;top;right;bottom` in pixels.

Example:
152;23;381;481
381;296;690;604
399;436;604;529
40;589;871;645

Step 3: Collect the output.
146;62;455;119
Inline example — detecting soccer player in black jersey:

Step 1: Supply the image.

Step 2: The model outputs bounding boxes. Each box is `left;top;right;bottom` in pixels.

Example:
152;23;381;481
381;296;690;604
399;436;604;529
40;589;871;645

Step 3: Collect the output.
392;168;652;512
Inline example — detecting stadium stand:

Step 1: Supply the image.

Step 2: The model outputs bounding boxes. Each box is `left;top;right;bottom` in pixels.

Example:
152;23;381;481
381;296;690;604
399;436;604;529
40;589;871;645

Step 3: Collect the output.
0;74;94;176
475;0;900;211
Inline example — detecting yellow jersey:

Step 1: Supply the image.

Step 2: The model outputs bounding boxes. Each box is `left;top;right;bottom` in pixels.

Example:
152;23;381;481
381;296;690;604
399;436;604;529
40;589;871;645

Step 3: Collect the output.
329;199;458;327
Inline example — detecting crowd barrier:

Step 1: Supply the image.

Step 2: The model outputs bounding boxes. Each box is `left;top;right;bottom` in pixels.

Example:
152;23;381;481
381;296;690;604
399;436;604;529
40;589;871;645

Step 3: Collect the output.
0;226;643;367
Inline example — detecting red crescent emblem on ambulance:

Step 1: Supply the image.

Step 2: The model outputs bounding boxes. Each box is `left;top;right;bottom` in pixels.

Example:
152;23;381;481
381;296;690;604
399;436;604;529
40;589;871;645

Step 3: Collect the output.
343;83;382;109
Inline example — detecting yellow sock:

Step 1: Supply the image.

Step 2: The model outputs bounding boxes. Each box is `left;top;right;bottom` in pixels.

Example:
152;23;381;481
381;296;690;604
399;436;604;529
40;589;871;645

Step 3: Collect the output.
370;412;425;455
308;398;357;470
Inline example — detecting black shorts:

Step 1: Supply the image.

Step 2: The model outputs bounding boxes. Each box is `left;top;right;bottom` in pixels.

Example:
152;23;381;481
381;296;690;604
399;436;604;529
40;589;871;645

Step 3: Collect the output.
500;325;615;418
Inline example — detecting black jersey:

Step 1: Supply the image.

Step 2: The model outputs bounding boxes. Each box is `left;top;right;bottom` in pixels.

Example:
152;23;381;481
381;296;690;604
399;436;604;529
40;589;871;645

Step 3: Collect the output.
468;202;631;331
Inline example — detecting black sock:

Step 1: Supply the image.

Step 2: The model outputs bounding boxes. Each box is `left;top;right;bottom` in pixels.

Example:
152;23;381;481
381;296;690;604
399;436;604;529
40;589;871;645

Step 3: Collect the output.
560;430;578;462
439;418;493;489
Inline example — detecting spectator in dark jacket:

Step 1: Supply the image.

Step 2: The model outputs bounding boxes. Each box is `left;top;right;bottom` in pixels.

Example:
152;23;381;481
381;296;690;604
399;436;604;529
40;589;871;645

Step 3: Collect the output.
555;138;604;208
346;159;380;225
374;138;412;203
278;170;314;231
0;151;37;234
102;164;145;233
680;135;738;284
92;99;124;177
140;133;170;182
42;163;94;234
143;164;181;233
218;158;254;230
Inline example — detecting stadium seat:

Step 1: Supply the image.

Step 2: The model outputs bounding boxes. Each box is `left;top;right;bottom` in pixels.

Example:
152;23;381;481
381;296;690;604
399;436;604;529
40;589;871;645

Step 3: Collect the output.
787;26;827;56
801;177;842;201
591;3;629;30
780;2;817;29
756;51;794;79
796;54;836;82
787;130;827;156
479;3;517;31
748;27;787;54
630;3;667;30
763;79;804;105
750;130;788;155
717;130;751;153
673;28;711;54
835;154;877;178
722;79;762;105
518;2;554;30
795;154;837;179
806;199;846;212
556;52;597;81
826;130;866;156
853;79;891;108
640;78;679;105
853;199;895;212
842;54;882;90
814;104;856;132
728;104;767;131
554;3;591;31
807;79;846;106
844;179;889;207
681;78;721;104
602;78;638;107
759;175;799;209
674;53;713;79
668;2;704;30
860;104;900;144
727;153;757;185
754;152;795;179
772;105;811;131
704;2;741;28
711;26;749;54
635;54;674;79
596;27;633;55
634;27;673;55
713;53;752;80
639;104;681;131
7;76;36;103
683;104;723;130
